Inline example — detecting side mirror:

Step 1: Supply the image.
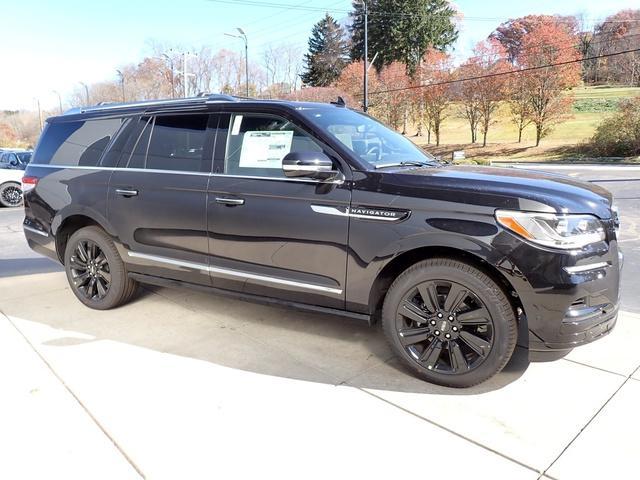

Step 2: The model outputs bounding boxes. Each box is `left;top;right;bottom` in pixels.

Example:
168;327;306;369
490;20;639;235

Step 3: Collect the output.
282;152;342;181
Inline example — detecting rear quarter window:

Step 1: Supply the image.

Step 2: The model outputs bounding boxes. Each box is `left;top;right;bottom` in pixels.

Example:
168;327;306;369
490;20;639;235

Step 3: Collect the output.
32;118;123;167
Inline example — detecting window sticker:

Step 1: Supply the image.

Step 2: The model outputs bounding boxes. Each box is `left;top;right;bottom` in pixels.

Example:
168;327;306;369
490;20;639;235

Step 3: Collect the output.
238;130;294;169
231;115;243;135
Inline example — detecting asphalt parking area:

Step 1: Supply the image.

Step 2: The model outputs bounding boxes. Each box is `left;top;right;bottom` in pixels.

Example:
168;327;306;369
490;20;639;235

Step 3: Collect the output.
1;165;639;479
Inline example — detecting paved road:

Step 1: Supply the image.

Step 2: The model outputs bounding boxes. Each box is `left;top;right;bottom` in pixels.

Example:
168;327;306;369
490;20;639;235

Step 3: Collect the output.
1;165;639;479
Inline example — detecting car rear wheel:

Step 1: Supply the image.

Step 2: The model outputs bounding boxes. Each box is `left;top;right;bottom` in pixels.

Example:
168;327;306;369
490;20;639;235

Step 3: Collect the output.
64;226;137;310
382;258;517;388
0;182;23;207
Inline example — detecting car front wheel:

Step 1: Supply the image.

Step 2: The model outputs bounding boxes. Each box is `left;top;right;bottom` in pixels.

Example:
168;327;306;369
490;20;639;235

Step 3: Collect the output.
382;258;517;388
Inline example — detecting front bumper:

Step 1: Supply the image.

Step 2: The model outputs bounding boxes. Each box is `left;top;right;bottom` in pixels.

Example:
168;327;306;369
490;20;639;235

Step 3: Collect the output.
494;222;622;352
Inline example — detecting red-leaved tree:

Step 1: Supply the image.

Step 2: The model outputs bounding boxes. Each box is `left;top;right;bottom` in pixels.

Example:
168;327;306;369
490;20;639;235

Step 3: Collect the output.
517;23;581;146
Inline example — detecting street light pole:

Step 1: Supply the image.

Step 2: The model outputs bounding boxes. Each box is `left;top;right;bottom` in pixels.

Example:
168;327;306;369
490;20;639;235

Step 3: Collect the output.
363;0;369;113
225;28;249;97
162;52;175;98
52;90;63;114
79;82;89;105
116;69;125;102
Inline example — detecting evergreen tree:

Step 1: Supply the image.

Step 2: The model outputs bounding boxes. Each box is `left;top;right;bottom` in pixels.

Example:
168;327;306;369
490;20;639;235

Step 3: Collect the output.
350;0;458;76
301;14;350;87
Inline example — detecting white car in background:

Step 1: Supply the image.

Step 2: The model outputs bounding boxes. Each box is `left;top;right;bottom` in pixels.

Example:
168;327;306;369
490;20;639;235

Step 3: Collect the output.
0;168;23;207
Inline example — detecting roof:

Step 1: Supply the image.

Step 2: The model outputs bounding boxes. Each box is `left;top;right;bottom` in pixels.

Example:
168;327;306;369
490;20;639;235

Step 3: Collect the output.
55;93;343;122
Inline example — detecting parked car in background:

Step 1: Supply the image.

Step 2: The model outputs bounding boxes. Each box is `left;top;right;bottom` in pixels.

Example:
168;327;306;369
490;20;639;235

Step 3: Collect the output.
0;150;32;170
0;167;23;207
21;94;622;387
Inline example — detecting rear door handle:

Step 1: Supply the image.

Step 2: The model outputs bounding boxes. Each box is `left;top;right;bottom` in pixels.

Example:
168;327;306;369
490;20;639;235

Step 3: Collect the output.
115;188;139;197
215;197;245;206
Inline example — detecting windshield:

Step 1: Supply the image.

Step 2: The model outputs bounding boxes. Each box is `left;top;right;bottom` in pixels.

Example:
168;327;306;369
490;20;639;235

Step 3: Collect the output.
300;107;438;168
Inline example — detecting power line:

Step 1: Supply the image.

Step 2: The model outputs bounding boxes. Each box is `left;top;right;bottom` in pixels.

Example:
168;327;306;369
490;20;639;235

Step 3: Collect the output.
206;0;640;23
366;48;640;96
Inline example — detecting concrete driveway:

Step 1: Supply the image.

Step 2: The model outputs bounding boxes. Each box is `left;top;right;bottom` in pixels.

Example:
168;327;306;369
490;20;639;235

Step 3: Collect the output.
1;165;639;479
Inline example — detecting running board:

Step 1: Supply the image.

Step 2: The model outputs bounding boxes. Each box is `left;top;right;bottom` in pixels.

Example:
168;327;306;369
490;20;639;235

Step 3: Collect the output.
128;272;372;326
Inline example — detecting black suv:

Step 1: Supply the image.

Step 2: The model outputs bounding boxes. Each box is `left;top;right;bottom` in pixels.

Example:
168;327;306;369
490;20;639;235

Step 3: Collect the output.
22;94;622;387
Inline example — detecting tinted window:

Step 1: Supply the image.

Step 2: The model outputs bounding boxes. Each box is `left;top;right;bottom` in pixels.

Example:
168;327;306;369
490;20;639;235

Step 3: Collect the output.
223;113;322;178
32;118;123;166
124;114;209;172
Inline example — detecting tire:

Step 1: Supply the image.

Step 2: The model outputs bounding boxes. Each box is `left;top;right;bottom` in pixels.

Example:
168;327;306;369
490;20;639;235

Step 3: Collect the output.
64;226;137;310
382;258;517;388
0;182;23;207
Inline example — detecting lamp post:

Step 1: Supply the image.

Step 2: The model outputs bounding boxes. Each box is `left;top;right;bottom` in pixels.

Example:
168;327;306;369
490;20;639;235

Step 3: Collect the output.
79;82;89;105
116;69;125;102
162;52;175;98
225;27;249;97
52;90;63;114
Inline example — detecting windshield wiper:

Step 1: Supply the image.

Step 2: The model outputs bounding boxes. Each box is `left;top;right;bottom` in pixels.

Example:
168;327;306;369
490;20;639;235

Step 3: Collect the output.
375;161;435;169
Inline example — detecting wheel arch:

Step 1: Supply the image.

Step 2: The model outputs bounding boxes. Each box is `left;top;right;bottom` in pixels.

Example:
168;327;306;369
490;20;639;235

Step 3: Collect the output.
368;245;524;324
54;213;114;263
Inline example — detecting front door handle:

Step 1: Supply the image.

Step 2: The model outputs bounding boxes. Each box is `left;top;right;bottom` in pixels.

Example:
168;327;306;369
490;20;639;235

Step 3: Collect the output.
115;188;139;197
215;197;245;206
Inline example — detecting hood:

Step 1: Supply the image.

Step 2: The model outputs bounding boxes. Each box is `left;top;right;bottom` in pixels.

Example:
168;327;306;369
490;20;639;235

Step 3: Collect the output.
381;165;614;219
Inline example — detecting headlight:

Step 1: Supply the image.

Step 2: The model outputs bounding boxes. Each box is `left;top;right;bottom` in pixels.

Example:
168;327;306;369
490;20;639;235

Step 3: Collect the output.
495;210;605;249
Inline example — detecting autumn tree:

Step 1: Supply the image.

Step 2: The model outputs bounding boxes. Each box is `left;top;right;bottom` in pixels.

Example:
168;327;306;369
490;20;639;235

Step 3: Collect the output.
377;62;411;130
491;15;578;64
455;62;483;144
454;39;509;145
506;74;533;143
335;60;380;111
590;10;640;85
411;50;453;146
301;14;350;87
350;0;459;75
517;23;581;146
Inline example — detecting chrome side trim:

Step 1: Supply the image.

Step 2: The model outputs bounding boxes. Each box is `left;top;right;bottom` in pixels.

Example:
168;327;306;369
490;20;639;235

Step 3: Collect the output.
127;251;343;295
23;225;49;237
310;205;405;222
564;262;610;274
28;164;344;184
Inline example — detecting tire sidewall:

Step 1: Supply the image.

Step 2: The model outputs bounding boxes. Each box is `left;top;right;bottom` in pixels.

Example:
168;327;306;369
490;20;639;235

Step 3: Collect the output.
64;227;127;310
382;259;516;388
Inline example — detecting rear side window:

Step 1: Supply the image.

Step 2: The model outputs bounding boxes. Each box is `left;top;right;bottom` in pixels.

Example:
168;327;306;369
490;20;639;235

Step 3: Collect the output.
32;118;123;166
120;114;210;173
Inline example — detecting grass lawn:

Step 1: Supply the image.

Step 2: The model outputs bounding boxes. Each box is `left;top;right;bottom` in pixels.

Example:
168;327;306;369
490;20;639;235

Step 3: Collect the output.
410;85;640;163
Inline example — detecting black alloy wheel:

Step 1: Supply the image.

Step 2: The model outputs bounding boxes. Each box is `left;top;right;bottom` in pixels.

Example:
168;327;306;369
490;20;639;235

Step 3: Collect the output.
69;239;112;300
64;226;138;309
0;183;23;207
382;258;517;388
395;280;493;374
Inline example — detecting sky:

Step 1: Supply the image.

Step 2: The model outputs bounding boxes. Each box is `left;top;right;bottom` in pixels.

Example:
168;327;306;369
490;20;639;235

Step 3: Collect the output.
2;0;635;111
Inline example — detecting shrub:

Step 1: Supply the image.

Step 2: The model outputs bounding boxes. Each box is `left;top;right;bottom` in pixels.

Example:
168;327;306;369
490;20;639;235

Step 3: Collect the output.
589;98;640;157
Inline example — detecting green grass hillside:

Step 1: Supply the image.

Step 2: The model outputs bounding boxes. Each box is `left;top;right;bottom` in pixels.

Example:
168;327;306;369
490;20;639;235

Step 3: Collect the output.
413;85;640;163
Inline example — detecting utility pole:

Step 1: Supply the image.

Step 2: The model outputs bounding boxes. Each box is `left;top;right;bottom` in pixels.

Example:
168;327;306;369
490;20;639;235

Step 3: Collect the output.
79;82;89;105
52;90;63;114
116;69;125;102
35;98;43;132
176;52;196;98
363;0;369;112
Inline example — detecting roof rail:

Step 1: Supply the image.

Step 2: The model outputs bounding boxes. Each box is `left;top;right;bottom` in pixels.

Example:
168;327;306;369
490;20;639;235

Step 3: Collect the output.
60;93;242;116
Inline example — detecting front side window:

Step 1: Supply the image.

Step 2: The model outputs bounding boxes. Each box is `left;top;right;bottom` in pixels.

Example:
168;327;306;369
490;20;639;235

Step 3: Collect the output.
124;114;210;173
299;107;438;168
31;118;123;167
223;113;322;178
